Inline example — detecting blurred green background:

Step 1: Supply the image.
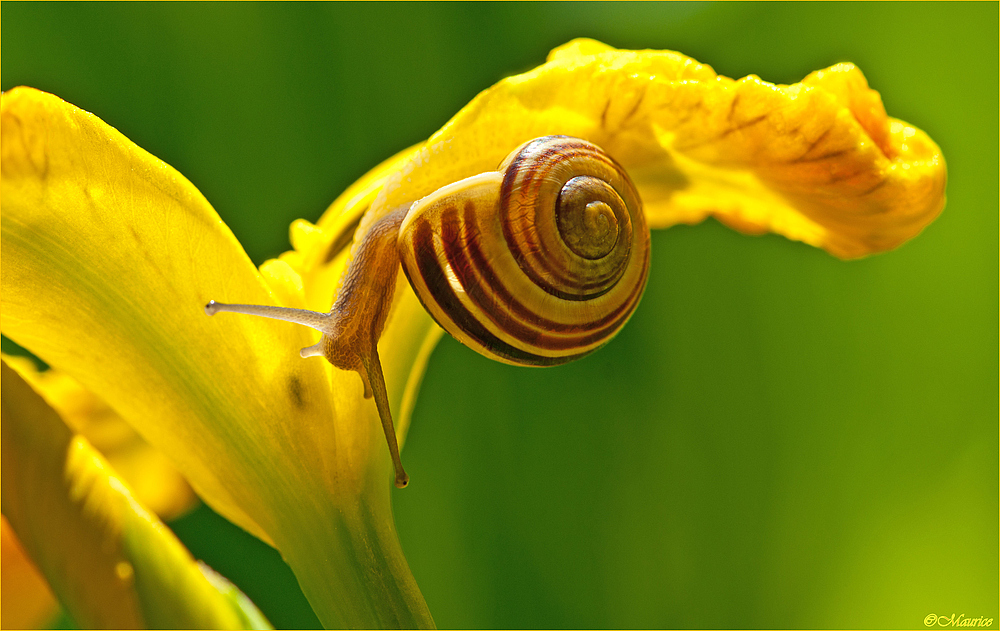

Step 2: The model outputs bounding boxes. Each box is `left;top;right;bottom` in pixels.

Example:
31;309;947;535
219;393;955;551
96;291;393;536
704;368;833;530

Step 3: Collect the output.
3;2;997;629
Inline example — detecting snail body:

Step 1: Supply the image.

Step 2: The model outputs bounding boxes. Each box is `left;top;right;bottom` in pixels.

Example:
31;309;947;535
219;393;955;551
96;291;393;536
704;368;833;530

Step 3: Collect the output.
206;136;651;488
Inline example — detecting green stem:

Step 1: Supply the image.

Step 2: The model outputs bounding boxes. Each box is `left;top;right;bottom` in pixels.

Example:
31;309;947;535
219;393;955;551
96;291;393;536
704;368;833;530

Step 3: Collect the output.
274;481;434;629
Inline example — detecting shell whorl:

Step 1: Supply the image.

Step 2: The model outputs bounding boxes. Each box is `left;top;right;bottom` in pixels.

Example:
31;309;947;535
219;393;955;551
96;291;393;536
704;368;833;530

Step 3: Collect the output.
498;136;638;300
398;136;650;366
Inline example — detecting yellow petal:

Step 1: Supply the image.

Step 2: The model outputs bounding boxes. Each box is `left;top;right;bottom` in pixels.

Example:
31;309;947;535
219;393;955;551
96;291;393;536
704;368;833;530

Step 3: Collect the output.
360;38;944;259
1;87;432;628
1;517;59;629
1;361;271;629
1;87;291;545
3;355;197;520
272;40;943;454
284;38;945;454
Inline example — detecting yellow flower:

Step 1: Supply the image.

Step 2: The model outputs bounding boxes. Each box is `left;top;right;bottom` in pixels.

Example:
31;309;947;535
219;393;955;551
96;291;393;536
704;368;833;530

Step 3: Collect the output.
2;356;199;627
0;39;945;628
2;362;271;628
4;355;197;520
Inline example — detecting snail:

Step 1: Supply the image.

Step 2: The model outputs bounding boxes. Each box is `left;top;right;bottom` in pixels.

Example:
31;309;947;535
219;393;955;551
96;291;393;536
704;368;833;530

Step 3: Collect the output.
205;136;651;488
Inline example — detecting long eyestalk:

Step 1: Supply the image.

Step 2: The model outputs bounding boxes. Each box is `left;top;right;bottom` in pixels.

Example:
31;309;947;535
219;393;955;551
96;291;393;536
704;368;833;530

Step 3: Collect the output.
204;301;332;331
361;351;409;488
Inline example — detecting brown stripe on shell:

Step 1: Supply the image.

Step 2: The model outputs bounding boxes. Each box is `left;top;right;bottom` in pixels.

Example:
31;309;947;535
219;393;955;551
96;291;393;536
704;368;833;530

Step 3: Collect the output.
457;201;645;340
407;216;587;366
501;143;606;293
500;141;578;292
438;204;647;353
499;138;635;299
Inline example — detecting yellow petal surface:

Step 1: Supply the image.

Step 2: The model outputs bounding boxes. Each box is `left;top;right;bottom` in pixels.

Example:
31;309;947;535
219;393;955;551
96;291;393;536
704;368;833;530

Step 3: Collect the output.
4;355;197;520
0;87;354;542
1;361;271;629
361;38;945;259
0;87;433;628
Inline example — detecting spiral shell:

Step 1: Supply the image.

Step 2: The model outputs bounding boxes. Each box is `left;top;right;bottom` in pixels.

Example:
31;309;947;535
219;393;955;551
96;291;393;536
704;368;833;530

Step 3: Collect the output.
397;136;650;366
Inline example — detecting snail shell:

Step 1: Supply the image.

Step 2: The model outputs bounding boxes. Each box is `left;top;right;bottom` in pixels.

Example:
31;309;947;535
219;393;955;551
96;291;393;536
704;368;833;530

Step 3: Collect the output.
397;136;650;366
